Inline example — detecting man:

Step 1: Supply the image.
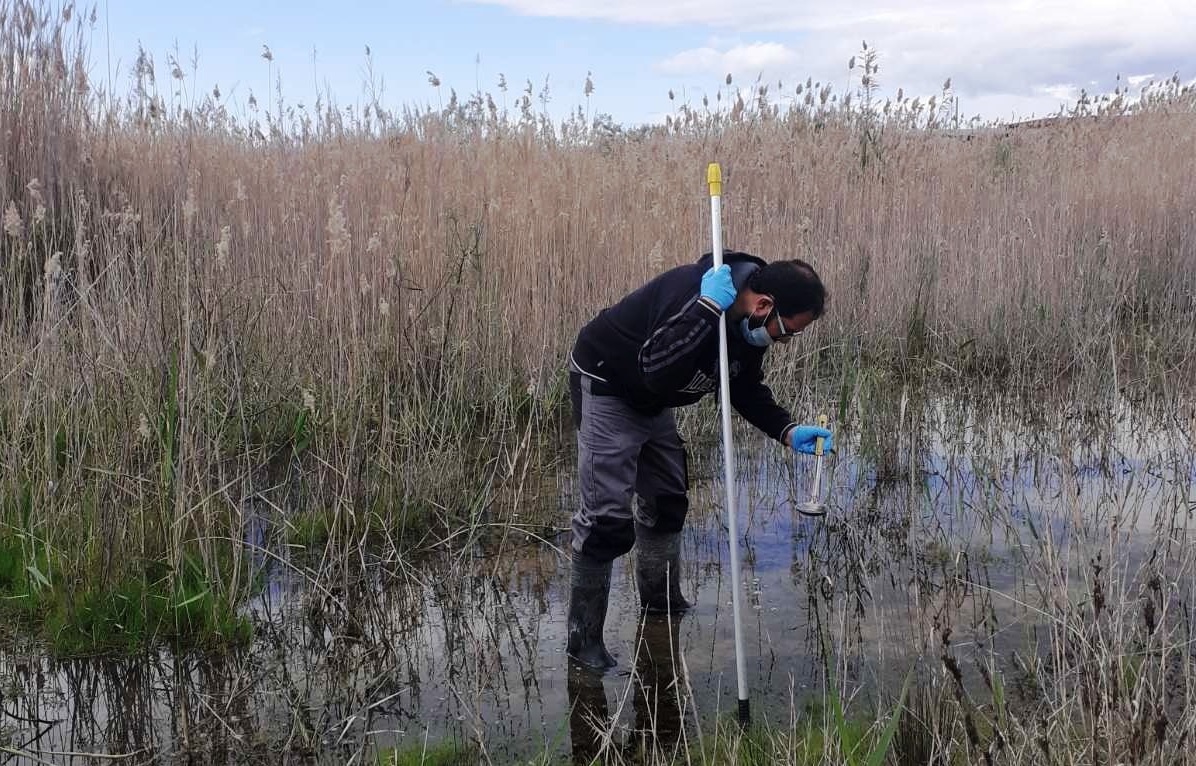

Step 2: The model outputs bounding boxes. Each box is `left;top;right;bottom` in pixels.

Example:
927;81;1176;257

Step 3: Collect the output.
566;249;835;671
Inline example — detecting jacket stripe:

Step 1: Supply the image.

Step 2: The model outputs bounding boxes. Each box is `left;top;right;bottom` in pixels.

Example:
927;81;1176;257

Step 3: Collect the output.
639;299;714;374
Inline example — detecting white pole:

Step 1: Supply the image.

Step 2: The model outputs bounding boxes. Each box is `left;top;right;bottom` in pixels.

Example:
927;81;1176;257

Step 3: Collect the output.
707;163;750;727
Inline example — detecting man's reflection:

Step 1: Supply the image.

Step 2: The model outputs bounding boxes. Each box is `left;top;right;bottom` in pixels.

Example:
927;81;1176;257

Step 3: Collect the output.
567;661;611;765
568;613;689;764
630;613;686;759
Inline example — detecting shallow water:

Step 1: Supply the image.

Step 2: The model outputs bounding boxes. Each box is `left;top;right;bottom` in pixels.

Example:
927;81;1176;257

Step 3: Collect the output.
2;396;1193;764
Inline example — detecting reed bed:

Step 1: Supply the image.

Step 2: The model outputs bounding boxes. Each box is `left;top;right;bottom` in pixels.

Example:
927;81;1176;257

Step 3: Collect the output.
1;388;1192;764
1;0;1193;663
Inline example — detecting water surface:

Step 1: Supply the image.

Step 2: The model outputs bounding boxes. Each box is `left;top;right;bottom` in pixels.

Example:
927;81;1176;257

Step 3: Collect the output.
2;396;1193;763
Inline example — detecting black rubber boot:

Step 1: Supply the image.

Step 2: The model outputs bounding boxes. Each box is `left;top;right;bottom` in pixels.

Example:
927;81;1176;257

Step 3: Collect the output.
635;522;692;615
566;550;617;672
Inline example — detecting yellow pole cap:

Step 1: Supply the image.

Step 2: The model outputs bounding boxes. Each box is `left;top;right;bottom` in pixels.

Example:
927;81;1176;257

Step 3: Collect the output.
707;163;722;197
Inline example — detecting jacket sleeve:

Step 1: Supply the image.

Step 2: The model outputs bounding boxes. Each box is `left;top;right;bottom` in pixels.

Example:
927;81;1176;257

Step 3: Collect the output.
729;356;797;443
637;297;722;393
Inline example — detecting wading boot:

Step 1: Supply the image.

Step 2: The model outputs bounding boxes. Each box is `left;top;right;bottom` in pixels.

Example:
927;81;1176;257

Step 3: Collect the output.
635;522;692;615
566;550;617;672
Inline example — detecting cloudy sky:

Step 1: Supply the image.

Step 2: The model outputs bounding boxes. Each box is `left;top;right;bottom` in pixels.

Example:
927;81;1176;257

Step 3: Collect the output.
95;0;1196;127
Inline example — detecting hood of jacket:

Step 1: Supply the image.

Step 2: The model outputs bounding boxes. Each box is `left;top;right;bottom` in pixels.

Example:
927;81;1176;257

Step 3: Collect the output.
696;250;768;292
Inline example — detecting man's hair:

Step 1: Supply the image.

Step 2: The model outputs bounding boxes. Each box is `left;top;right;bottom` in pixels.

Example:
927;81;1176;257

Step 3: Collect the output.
748;259;827;318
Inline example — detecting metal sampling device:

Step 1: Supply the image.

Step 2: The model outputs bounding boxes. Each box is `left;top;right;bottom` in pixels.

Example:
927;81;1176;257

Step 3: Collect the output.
796;414;829;517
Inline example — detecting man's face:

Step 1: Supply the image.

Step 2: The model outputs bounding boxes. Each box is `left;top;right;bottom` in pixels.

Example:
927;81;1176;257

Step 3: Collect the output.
747;296;817;345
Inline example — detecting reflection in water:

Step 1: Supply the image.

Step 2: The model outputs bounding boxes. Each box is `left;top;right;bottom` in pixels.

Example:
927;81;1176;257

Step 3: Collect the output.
630;613;687;756
1;396;1193;762
567;663;611;764
567;613;689;765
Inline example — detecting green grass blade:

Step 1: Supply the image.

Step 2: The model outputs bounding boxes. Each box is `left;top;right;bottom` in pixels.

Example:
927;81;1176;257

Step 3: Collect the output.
26;562;51;589
172;588;211;609
820;630;858;762
863;668;913;766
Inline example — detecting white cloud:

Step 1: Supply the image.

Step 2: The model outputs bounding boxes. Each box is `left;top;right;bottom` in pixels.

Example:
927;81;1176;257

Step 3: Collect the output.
1037;83;1080;102
465;0;798;27
659;42;799;77
468;0;1196;120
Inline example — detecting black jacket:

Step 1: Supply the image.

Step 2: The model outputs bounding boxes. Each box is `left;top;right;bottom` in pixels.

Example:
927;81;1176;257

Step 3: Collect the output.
570;251;796;443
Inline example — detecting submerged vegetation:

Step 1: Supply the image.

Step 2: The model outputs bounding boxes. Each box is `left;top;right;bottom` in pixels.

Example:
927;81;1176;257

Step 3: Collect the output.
0;0;1194;762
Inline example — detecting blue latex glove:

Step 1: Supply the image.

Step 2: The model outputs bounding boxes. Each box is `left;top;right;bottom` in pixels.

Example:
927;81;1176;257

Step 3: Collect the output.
789;425;834;455
699;264;737;311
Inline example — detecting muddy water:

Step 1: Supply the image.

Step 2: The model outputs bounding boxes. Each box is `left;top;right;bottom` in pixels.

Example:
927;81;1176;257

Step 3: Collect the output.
2;399;1193;764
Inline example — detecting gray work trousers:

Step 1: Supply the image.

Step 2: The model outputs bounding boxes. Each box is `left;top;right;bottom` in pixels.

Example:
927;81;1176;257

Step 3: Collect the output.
569;372;689;562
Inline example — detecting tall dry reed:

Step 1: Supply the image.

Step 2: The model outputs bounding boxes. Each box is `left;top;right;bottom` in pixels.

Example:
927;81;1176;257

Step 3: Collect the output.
1;0;1193;601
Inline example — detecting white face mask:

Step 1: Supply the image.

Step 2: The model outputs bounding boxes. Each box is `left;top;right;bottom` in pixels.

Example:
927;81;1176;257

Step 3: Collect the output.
739;308;775;348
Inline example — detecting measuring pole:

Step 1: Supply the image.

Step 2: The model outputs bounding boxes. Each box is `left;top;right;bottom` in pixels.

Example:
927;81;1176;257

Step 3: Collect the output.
707;163;750;727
